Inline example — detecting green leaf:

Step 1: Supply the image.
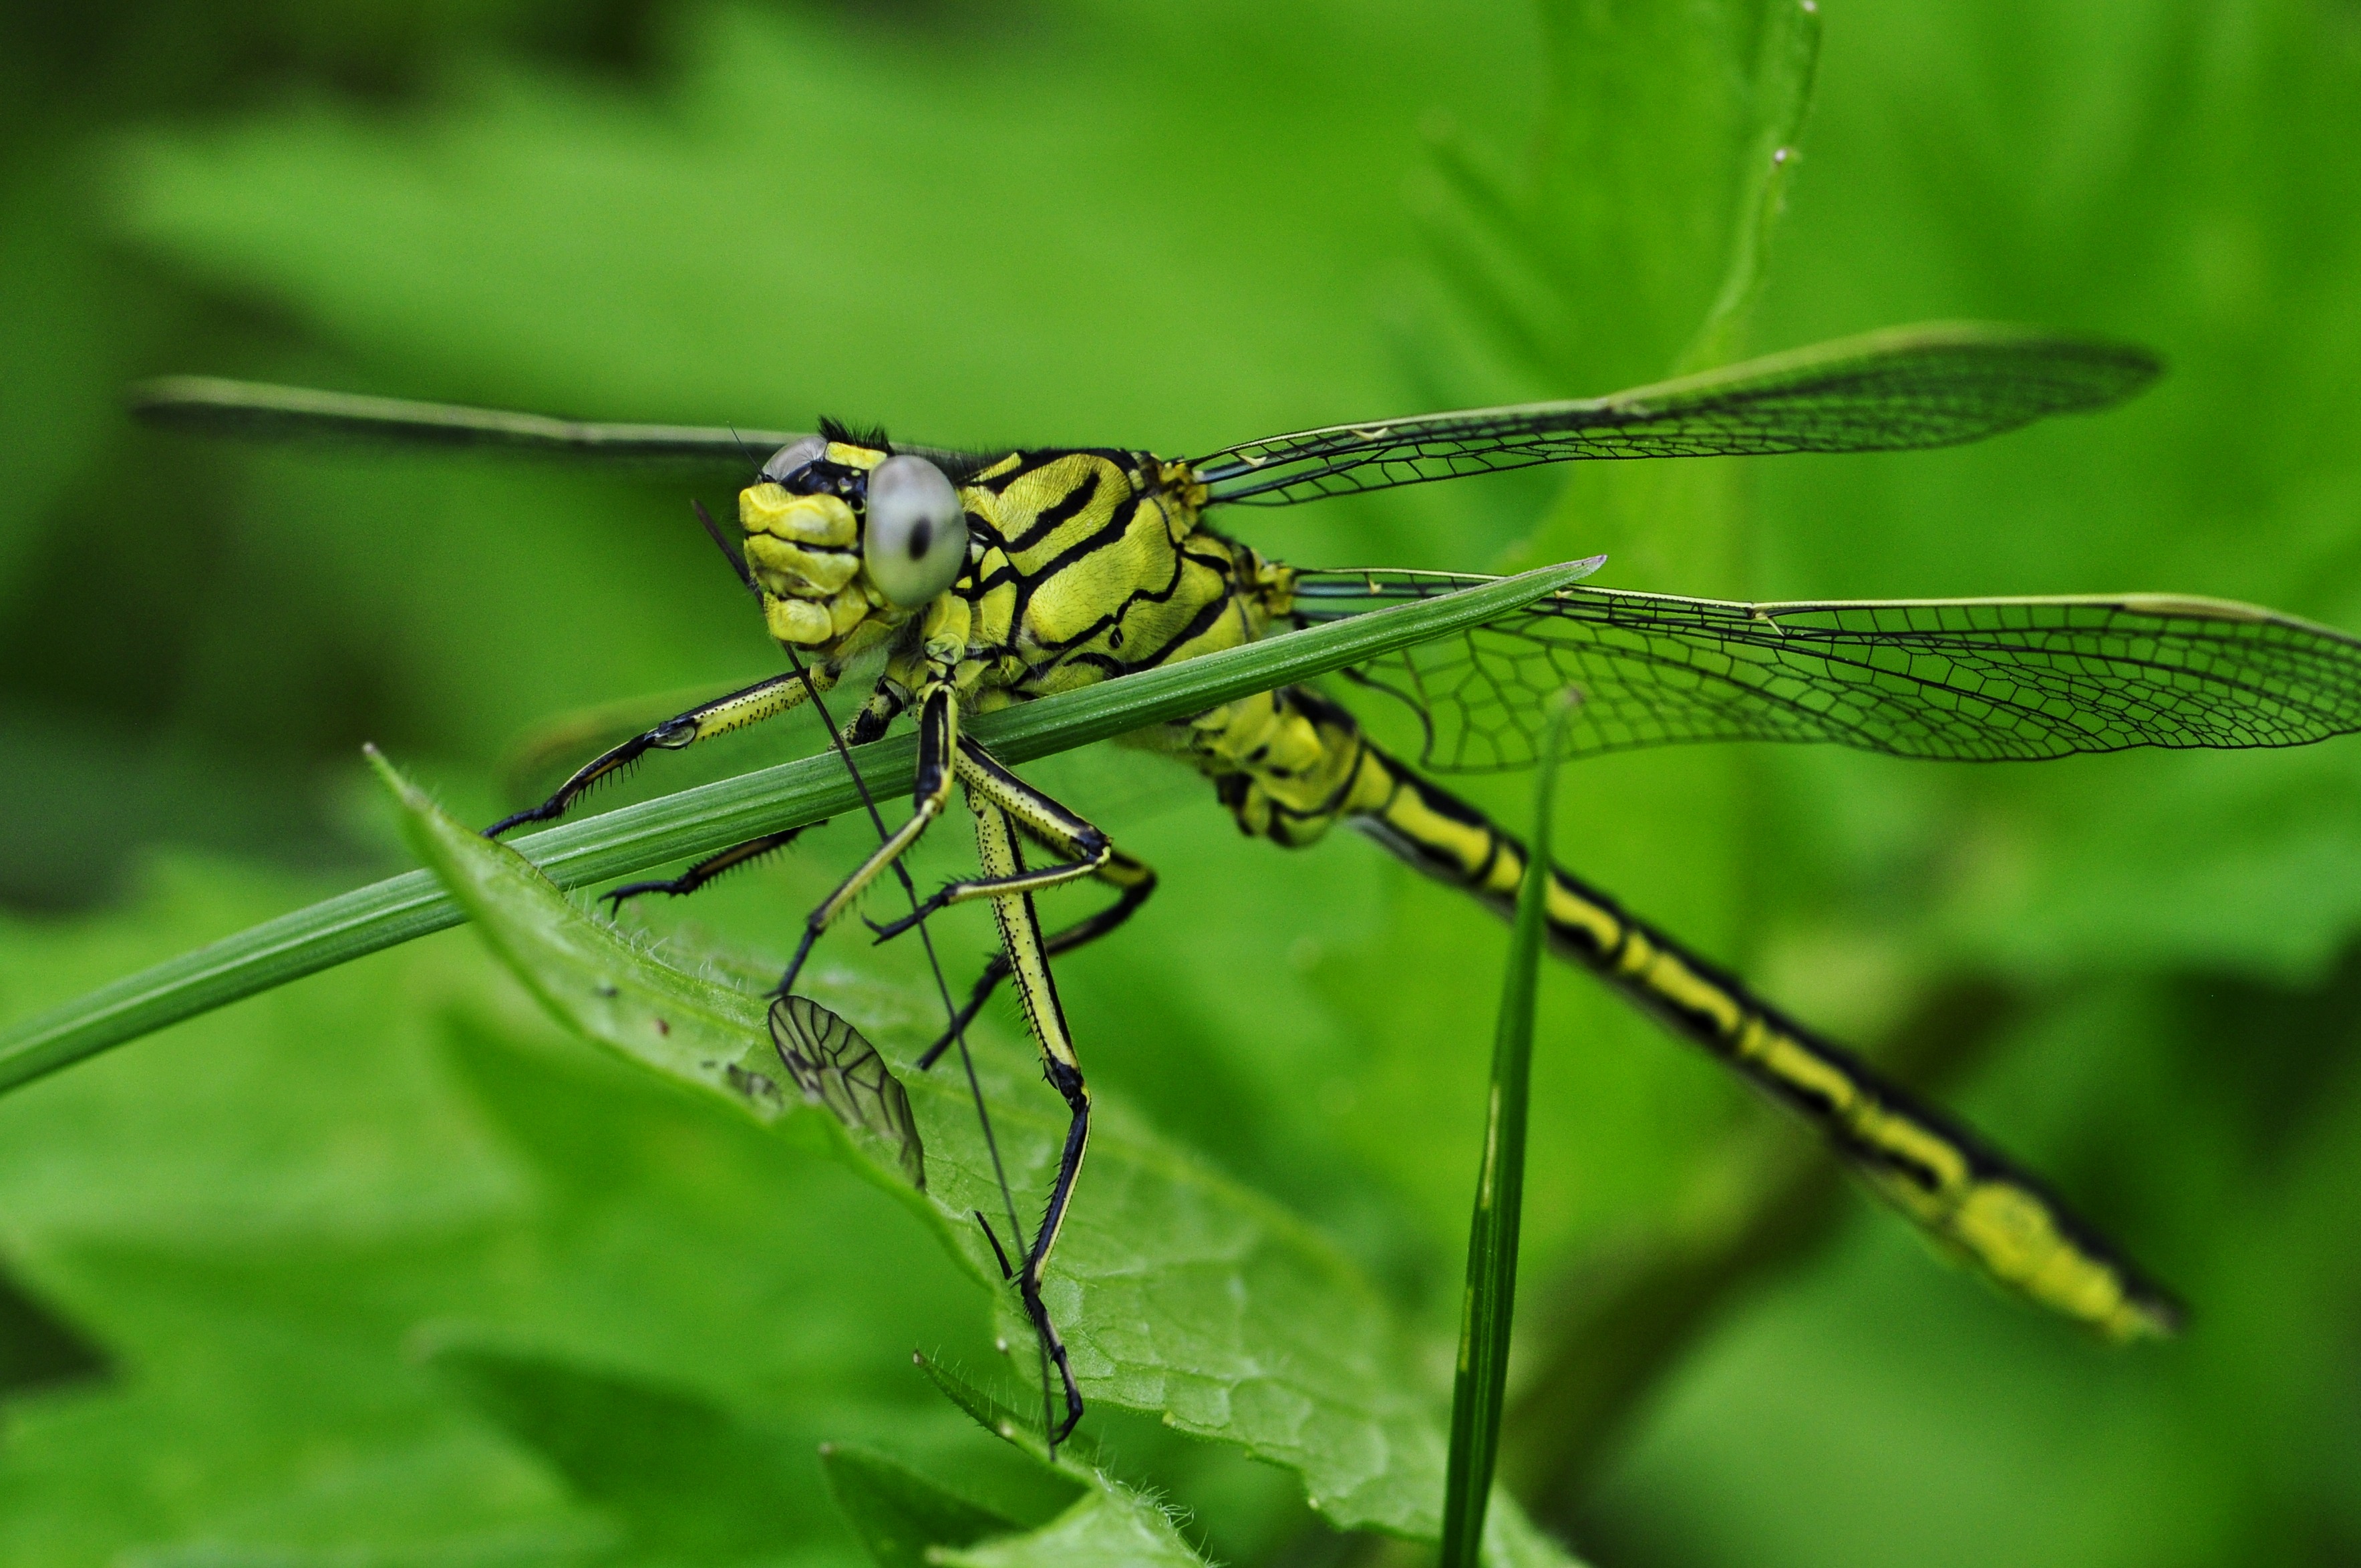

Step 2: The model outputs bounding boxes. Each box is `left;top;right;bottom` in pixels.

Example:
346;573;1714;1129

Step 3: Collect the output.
369;742;1526;1541
377;748;946;1241
424;1340;814;1565
1676;0;1824;373
927;1494;1203;1568
820;1442;1029;1568
0;563;1594;1102
914;1354;1084;1472
1440;698;1573;1568
860;1356;1203;1568
899;1361;1204;1568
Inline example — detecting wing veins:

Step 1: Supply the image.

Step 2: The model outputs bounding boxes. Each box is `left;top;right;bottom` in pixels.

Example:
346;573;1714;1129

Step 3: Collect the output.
1296;575;2361;774
1195;324;2160;507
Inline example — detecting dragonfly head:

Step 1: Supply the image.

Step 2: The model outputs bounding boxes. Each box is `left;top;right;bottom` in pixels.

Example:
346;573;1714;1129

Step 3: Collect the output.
738;428;971;652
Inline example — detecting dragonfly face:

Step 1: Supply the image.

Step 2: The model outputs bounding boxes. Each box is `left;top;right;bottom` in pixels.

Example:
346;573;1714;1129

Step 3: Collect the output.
740;424;1285;729
738;432;973;653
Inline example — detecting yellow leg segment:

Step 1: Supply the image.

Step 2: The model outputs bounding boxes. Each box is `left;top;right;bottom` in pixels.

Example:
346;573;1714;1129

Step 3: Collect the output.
774;685;957;997
969;784;1090;1442
907;835;1157;1071
868;739;1119;939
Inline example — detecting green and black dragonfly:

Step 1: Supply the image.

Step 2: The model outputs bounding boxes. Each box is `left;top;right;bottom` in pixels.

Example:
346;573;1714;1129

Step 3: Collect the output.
133;323;2361;1441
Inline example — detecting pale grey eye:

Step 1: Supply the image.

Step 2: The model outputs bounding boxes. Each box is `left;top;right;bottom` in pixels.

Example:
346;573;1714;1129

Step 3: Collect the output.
863;455;969;607
760;436;828;484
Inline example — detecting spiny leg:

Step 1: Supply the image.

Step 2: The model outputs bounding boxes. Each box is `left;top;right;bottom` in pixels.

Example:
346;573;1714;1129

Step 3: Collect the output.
601;823;823;911
774;685;959;998
968;784;1090;1445
788;665;1058;1436
485;670;816;838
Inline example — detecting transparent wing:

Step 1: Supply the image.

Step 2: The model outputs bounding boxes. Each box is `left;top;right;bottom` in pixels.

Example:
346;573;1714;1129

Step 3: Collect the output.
768;995;926;1189
130;376;804;476
1289;571;2361;773
1192;323;2159;507
130;377;989;480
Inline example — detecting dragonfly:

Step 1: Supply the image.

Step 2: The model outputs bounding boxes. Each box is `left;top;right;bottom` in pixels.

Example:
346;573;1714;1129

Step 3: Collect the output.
132;322;2361;1446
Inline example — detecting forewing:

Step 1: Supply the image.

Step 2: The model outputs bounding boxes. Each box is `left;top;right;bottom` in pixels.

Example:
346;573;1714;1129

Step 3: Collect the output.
1289;571;2361;773
1192;323;2159;507
130;375;805;478
769;995;926;1189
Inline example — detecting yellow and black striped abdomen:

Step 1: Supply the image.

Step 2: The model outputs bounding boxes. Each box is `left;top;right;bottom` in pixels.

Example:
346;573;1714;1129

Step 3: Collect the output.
1191;684;2181;1341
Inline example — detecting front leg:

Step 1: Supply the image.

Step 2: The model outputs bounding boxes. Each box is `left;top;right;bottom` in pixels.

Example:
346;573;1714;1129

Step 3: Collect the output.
774;684;959;997
486;670;817;838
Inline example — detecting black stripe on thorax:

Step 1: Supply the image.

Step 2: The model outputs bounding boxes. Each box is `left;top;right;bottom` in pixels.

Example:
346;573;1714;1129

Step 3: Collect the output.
1010;481;1144;577
1118;585;1242;669
1003;466;1108;553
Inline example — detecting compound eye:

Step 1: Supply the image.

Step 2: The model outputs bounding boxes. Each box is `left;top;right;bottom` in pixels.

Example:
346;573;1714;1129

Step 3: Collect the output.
863;455;968;607
760;436;828;486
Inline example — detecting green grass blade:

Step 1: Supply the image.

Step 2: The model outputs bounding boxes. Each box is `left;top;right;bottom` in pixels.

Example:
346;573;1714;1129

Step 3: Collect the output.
1440;695;1575;1568
0;561;1595;1098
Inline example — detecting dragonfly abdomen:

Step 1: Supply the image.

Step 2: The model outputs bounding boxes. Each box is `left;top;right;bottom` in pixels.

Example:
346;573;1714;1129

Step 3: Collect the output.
1187;681;2183;1342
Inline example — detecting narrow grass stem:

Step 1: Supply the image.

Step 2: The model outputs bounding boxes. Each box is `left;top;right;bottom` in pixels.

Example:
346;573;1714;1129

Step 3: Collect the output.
1438;693;1574;1568
0;564;1590;1098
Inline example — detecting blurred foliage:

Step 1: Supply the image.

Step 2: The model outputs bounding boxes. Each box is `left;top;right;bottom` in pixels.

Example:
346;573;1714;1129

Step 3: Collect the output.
1;1;2359;1565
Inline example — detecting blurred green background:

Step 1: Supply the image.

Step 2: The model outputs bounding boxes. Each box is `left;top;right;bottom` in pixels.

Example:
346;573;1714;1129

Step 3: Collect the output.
2;0;2359;1563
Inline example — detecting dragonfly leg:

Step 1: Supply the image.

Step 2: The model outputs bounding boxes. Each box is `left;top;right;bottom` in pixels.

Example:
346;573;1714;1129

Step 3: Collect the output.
913;852;1155;1072
774;686;958;997
601;824;824;911
486;670;818;838
967;784;1090;1445
843;681;909;746
869;738;1115;937
864;736;1156;1068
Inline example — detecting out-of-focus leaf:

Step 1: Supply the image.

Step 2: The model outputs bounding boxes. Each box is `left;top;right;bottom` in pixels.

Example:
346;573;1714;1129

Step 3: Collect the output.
820;1441;1030;1568
424;1340;818;1565
1679;0;1823;373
